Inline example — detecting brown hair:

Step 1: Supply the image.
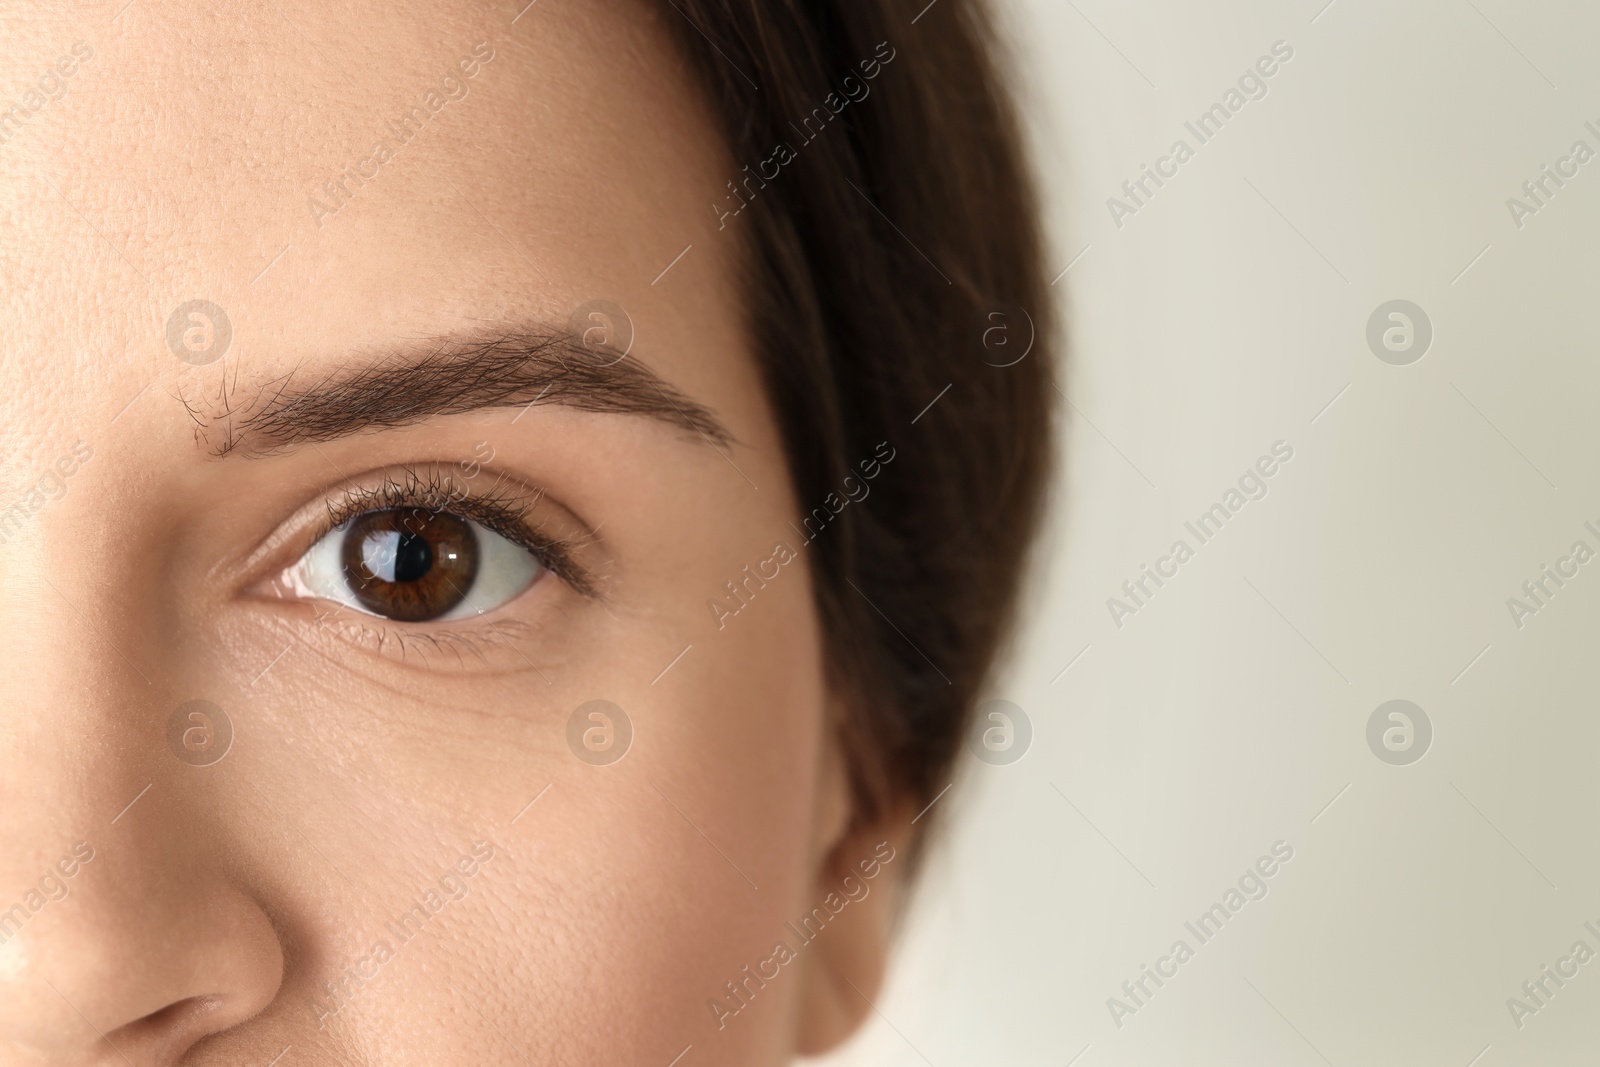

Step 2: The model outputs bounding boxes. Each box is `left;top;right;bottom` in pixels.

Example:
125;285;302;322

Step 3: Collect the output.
663;0;1055;831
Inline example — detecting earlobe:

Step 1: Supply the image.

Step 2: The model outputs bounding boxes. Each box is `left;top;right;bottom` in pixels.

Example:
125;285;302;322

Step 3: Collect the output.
793;808;915;1054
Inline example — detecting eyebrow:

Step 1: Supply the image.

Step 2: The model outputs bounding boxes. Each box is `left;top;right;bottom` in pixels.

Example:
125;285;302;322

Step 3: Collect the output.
192;327;734;457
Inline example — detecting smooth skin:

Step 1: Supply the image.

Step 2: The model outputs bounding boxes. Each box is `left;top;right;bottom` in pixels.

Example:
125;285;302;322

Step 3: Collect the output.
0;2;911;1064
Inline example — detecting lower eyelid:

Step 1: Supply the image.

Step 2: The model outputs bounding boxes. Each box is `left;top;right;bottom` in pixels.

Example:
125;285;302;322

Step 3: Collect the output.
274;607;545;676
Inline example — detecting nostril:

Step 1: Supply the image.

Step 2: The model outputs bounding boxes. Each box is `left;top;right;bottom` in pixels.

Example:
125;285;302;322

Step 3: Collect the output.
108;995;227;1065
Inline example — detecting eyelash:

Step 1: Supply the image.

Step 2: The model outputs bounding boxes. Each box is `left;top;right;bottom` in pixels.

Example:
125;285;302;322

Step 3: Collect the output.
315;466;596;598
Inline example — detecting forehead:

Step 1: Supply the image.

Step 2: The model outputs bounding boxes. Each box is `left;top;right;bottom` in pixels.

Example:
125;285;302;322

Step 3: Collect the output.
0;0;753;467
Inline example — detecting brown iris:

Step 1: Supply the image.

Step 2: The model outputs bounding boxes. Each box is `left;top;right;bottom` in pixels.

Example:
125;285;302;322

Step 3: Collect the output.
340;508;480;621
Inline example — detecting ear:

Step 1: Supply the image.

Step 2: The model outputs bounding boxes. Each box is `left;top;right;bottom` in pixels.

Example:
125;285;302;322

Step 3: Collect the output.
793;738;916;1056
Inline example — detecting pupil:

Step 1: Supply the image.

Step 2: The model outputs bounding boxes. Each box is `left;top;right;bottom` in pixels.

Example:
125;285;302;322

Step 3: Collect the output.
392;531;433;583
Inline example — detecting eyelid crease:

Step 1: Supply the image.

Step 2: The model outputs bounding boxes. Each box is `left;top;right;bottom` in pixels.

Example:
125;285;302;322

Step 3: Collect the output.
317;466;599;598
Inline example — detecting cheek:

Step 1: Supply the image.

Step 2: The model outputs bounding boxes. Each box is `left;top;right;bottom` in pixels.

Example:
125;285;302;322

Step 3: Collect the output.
426;580;830;1062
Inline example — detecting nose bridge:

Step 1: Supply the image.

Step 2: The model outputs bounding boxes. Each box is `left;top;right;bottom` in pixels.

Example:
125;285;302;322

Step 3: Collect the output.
0;488;285;1062
0;511;163;1044
0;524;161;861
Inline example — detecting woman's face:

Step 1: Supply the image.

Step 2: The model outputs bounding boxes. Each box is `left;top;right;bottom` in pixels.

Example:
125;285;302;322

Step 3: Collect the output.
0;2;903;1063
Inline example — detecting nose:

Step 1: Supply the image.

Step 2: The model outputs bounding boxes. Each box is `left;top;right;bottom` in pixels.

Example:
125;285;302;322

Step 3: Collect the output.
0;828;285;1065
0;544;284;1064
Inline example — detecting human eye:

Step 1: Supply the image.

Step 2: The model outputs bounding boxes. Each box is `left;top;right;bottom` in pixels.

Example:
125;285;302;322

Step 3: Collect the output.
287;506;540;622
269;467;590;624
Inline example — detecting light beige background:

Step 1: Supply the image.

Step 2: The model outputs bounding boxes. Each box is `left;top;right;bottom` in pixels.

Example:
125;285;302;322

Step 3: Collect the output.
817;1;1600;1064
